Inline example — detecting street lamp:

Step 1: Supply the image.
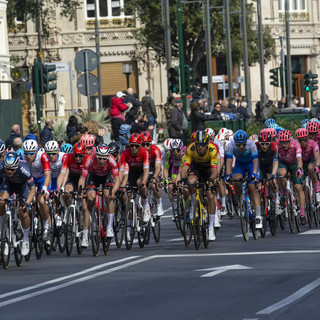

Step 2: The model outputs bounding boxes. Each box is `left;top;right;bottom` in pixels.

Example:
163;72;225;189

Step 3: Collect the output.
122;63;132;88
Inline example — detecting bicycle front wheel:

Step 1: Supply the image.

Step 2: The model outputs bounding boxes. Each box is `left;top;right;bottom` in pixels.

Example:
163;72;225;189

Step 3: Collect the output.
268;197;277;236
65;208;74;256
183;199;192;247
239;194;250;241
152;216;161;243
259;194;267;238
287;190;295;233
114;199;125;248
1;215;11;269
193;200;201;250
124;202;134;250
91;206;101;256
305;187;313;228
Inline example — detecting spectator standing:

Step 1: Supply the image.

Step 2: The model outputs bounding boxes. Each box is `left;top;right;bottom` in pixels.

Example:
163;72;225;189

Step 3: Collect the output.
130;114;152;134
189;101;207;133
124;87;142;125
229;98;238;114
40;119;54;147
289;96;300;109
24;123;42;147
110;91;129;140
66;115;78;143
5;124;21;150
169;99;184;140
141;89;157;125
211;102;223;119
238;101;251;119
278;96;286;110
192;83;203;101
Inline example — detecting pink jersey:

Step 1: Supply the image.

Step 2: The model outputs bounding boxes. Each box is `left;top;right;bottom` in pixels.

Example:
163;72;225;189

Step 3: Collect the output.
81;154;119;178
299;139;319;162
277;139;302;165
315;131;320;150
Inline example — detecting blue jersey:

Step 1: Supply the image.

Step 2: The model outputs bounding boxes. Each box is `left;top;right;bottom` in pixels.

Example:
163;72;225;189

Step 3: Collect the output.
225;139;258;165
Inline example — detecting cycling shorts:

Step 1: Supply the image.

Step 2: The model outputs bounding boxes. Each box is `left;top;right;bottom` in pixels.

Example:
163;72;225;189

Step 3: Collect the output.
279;160;303;185
128;170;143;187
0;178;30;200
259;165;273;180
65;175;80;190
51;177;57;191
189;163;212;184
302;158;315;174
86;172;114;189
233;161;260;185
34;176;50;191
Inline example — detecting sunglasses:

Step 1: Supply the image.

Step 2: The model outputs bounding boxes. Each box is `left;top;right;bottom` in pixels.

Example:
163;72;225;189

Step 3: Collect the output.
196;143;207;147
259;142;270;146
24;152;36;156
74;154;85;159
142;143;151;147
298;138;308;143
308;133;316;136
280;141;290;145
129;144;140;149
173;148;181;153
47;152;58;156
86;146;93;150
97;156;108;161
235;143;246;147
5;167;17;172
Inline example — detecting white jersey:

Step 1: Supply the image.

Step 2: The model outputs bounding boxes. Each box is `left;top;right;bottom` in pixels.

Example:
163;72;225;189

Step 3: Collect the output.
214;138;225;158
21;150;51;179
49;152;66;179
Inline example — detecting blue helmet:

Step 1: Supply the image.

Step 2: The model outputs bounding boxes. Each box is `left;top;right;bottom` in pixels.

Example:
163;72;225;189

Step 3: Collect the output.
275;126;285;134
264;119;276;128
4;151;19;169
60;143;73;154
0;139;5;154
301;119;310;129
269;123;279;129
233;130;248;144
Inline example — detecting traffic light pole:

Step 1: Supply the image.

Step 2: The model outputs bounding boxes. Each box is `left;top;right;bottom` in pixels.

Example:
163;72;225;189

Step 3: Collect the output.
224;0;233;100
177;0;187;114
34;58;42;132
285;0;293;106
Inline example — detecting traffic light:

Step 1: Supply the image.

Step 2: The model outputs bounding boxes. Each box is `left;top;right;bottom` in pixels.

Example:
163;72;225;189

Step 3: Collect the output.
269;68;279;87
168;67;179;93
304;73;311;92
184;65;194;94
310;72;318;92
40;63;57;94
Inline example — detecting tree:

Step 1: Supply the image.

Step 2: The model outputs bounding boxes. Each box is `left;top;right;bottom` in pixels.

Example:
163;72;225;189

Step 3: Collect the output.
126;0;275;81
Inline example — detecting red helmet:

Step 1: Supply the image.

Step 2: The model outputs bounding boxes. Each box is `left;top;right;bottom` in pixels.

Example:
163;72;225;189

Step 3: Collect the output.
80;134;95;147
258;131;271;143
129;133;142;144
278;129;292;142
73;142;86;155
306;121;320;133
141;131;152;143
268;128;277;138
295;128;308;139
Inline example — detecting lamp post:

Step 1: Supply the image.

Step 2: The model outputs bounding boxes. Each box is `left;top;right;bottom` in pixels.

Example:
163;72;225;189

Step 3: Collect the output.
122;63;132;88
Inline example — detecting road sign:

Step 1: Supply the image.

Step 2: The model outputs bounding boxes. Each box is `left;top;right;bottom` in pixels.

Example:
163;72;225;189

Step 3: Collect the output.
196;264;252;277
77;73;98;96
45;62;69;72
202;75;225;84
75;49;98;73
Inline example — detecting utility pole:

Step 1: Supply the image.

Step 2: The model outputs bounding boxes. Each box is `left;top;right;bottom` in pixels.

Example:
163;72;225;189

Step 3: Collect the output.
279;36;286;98
203;0;214;110
162;0;172;96
36;0;43;129
94;0;103;111
285;0;292;107
257;0;266;111
177;0;187;114
33;59;41;132
224;0;233;99
240;0;251;113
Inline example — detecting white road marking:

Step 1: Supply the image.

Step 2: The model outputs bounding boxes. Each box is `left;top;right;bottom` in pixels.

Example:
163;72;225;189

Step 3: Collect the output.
256;277;320;315
299;229;320;235
196;264;253;277
167;237;184;242
0;256;139;300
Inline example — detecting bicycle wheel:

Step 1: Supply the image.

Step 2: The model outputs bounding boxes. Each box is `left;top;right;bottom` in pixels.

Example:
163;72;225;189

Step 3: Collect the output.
44;212;53;256
202;210;209;248
183;198;192;247
124;202;135;250
13;220;23;267
315;201;320;227
287;190;295;233
34;213;43;260
259;194;267;238
177;194;185;235
1;215;11;269
193;200;201;250
152;216;161;243
268;197;277;236
294;196;302;233
279;204;286;231
65;207;74;256
305;187;313;228
239;194;250;241
91;206;101;256
76;209;83;255
114;200;125;248
57;205;66;253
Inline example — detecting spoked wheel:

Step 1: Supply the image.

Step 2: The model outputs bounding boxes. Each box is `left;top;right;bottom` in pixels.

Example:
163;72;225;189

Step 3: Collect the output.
91;207;101;256
143;211;151;245
193;200;201;250
76;210;83;255
57;206;66;253
114;200;125;248
279;206;286;230
34;213;44;260
239;194;250;241
305;187;313;228
13;221;24;267
315;203;320;227
137;208;147;248
177;195;185;235
152;216;161;243
202;212;209;249
259;195;267;238
287;191;295;233
124;202;134;250
44;224;53;256
294;197;302;233
268;198;277;236
65;208;75;256
24;236;32;262
102;215;111;256
183;199;192;247
1;215;11;269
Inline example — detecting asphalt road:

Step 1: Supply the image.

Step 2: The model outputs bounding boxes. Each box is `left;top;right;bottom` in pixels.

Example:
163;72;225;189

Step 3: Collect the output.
1;194;320;320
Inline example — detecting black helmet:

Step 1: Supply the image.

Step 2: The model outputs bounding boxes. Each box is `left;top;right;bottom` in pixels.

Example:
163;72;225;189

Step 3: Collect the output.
194;130;209;145
109;141;120;156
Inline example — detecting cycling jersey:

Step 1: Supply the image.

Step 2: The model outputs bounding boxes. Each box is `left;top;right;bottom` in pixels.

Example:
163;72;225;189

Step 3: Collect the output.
255;141;278;170
21;150;50;179
225;140;258;165
147;145;161;169
277;139;302;165
299;139;319;162
213;138;225;158
61;153;91;178
49;152;67;179
119;147;149;172
184;143;218;168
164;146;187;176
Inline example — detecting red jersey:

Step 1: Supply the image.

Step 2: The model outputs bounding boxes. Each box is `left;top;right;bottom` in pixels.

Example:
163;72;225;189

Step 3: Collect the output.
81;154;119;179
61;154;91;178
148;145;161;168
120;147;149;172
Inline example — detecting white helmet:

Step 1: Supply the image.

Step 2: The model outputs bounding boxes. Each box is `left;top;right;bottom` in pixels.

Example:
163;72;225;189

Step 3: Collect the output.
22;139;38;152
0;140;5;154
216;134;226;146
227;129;234;137
44;140;59;153
218;128;228;136
163;138;173;151
96;143;111;157
205;128;215;138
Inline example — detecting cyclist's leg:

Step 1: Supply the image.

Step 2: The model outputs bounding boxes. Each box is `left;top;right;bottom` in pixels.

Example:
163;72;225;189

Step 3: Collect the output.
278;161;288;201
35;177;50;235
136;172;150;221
103;185;115;237
308;160;320;201
232;161;244;199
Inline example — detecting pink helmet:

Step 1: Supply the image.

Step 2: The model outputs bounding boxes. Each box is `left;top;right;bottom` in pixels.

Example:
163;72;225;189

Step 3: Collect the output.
268;128;277;138
278;129;292;142
295;128;308;139
80;134;95;147
260;128;269;134
306;121;320;133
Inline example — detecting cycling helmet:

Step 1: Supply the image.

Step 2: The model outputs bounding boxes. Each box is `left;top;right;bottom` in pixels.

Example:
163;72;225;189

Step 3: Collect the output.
216;134;226;146
295;128;309;139
260;128;269;134
129;133;142;144
108;141;120;156
205;128;215;138
275;127;285;135
4;151;19;169
278;129;292;142
269;123;279;129
60;143;73;154
233;130;248;144
264;119;276;128
22;139;38;152
80;134;95;147
227;129;234;137
0;139;5;154
194;130;209;145
141;131;152;143
73;142;86;155
268;128;277;138
96;143;110;157
306;121;320;133
310;118;320;123
249;134;258;142
301;119;310;129
258;131;271;143
218;128;228;136
191;131;197;143
170;138;183;149
163;138;172;151
44;140;59;153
